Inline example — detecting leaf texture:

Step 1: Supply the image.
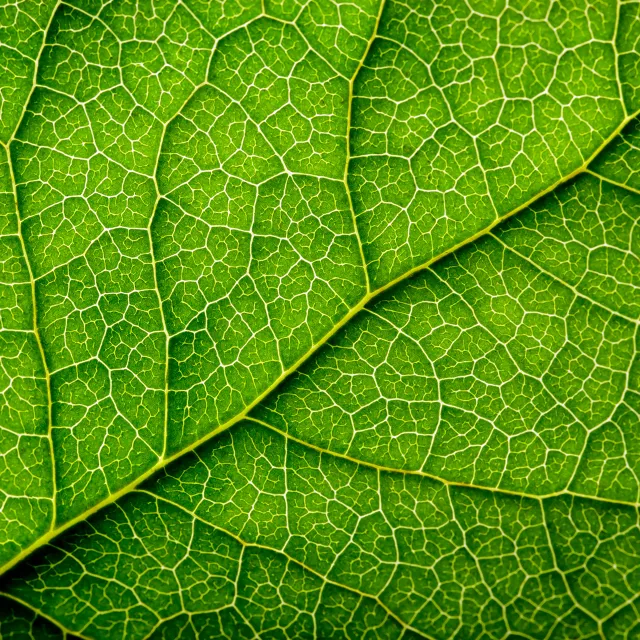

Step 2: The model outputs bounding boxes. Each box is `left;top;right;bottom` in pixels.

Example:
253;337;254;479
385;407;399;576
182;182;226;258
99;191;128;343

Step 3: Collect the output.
0;0;639;638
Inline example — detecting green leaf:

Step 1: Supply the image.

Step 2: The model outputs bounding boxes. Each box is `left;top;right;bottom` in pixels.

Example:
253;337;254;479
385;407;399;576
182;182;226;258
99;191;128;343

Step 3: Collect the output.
0;0;639;637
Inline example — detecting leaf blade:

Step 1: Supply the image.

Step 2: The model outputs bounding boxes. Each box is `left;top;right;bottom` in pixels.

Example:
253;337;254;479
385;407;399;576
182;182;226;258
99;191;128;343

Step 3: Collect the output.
1;0;640;637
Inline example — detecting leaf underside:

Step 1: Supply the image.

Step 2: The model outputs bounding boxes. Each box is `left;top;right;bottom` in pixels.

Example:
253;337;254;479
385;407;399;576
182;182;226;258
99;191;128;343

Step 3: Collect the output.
0;0;640;638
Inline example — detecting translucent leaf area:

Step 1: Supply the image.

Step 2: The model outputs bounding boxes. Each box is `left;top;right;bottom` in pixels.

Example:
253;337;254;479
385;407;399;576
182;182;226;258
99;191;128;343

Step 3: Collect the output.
0;0;639;638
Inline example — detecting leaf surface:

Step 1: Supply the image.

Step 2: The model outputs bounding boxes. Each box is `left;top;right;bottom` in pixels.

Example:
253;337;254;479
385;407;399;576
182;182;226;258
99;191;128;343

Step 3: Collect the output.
0;0;639;637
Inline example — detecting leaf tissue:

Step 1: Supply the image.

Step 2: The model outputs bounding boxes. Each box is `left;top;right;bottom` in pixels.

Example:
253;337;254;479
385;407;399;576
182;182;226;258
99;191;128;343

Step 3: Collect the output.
0;0;639;638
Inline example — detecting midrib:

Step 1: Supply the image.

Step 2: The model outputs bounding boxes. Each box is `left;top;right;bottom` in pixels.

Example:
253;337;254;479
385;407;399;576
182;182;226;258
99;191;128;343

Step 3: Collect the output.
2;3;639;586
